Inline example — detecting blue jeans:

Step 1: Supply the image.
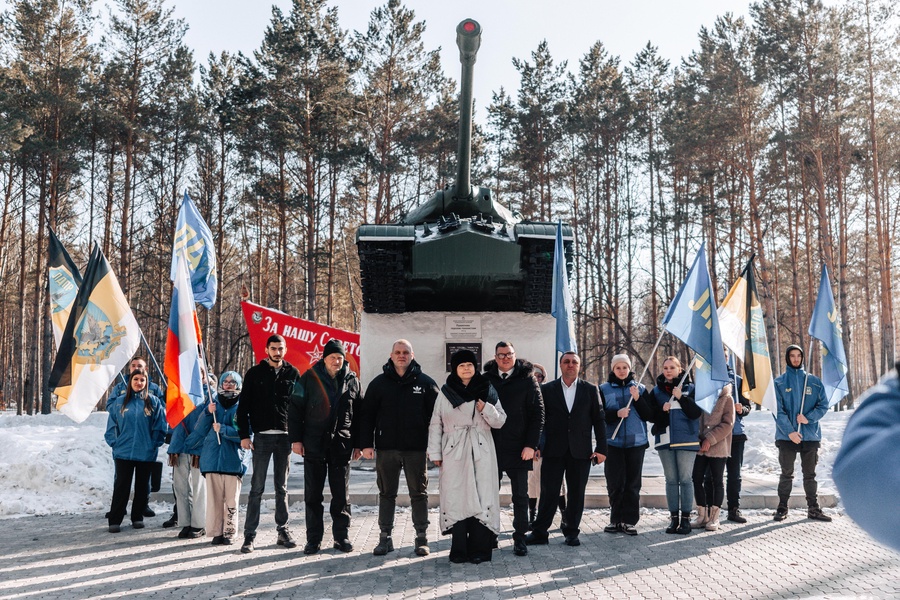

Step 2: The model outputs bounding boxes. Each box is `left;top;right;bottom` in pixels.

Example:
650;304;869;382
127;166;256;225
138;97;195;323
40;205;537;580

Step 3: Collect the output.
657;448;696;514
244;433;291;537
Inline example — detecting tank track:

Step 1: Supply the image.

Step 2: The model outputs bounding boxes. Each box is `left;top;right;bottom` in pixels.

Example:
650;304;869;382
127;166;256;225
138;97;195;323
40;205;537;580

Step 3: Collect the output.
358;242;408;313
521;238;574;313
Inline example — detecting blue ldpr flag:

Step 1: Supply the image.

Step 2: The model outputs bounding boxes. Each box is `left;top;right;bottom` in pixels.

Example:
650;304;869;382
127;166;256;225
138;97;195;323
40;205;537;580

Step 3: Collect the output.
661;243;730;413
551;222;577;354
809;264;849;407
170;191;217;309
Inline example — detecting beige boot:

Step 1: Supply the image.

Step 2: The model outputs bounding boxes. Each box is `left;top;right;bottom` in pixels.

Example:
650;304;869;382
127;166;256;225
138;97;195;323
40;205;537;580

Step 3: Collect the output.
690;506;708;529
705;506;721;531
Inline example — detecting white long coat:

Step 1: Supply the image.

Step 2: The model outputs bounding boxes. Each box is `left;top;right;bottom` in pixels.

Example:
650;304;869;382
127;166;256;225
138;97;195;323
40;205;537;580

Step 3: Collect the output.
427;392;506;534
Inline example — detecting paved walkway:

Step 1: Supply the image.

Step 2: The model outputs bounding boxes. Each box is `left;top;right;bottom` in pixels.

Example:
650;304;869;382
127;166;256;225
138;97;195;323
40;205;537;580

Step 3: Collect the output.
1;506;897;599
149;461;837;510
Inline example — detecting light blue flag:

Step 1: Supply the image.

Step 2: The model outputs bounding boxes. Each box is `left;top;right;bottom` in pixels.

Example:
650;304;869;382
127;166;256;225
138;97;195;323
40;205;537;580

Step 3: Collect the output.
661;243;730;413
808;264;849;407
170;191;217;309
551;222;577;354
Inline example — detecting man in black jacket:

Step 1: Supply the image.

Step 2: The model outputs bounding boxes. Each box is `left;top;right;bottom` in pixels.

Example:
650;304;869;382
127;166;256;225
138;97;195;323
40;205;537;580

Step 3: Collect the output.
526;351;606;547
359;340;439;557
236;334;301;554
483;341;544;557
289;339;361;555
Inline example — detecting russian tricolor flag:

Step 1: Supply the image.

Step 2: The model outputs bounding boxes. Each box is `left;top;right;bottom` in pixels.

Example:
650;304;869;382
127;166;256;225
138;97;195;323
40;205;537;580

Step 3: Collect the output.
164;253;205;428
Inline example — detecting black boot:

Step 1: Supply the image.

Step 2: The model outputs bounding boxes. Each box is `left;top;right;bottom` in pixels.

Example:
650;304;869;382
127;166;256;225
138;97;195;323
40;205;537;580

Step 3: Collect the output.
677;511;692;534
665;512;679;534
558;496;568;530
528;498;537;530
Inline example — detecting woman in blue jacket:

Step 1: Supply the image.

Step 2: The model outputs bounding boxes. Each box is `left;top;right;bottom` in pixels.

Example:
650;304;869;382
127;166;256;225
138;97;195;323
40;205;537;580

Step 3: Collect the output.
600;354;653;535
104;371;167;532
187;371;249;545
650;356;701;535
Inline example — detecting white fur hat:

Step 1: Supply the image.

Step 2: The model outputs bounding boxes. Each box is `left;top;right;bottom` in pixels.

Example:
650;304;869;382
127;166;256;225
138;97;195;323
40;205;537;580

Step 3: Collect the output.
610;354;632;370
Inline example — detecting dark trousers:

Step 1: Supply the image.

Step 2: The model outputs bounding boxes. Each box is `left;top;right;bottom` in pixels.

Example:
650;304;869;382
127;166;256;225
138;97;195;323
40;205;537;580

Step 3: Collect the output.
450;516;493;562
376;449;429;536
712;437;745;510
693;455;726;507
604;445;646;525
244;433;291;537
304;452;351;543
108;459;152;526
532;451;591;537
777;440;820;506
499;468;529;541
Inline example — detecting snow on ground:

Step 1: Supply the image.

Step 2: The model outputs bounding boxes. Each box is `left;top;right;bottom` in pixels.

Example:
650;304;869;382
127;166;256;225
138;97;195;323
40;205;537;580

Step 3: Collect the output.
0;408;853;518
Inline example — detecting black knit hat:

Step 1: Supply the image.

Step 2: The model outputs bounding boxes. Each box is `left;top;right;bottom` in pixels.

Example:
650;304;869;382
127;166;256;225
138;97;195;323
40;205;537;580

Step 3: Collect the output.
322;339;346;359
451;349;479;374
785;344;804;364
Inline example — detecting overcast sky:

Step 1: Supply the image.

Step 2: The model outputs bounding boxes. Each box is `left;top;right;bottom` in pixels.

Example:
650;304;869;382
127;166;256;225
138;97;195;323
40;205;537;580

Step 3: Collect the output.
2;0;769;119
171;0;759;119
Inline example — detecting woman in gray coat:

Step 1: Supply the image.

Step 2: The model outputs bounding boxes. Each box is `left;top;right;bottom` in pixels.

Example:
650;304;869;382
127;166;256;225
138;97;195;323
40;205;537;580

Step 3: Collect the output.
428;350;506;564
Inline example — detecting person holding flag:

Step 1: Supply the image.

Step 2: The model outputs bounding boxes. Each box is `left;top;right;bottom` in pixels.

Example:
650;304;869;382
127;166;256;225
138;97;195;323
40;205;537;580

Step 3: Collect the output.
104;370;167;532
650;356;701;534
773;345;831;522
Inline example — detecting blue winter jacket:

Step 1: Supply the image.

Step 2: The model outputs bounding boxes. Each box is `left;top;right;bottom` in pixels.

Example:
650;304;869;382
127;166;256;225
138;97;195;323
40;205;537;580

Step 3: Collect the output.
187;396;248;477
650;373;701;451
600;375;652;449
105;394;167;462
109;380;163;405
833;367;900;552
167;384;218;455
773;366;829;442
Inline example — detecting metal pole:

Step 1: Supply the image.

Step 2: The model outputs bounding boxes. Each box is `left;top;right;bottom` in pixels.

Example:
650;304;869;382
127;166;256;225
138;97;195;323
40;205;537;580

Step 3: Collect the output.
610;327;666;440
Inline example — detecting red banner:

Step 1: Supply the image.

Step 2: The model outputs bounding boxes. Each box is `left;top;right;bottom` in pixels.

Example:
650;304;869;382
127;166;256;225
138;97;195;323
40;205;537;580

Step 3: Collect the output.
240;301;360;375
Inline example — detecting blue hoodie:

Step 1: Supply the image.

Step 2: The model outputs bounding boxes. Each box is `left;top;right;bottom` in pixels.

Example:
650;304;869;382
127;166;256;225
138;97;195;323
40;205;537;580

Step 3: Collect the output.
105;394;167;462
773;366;829;442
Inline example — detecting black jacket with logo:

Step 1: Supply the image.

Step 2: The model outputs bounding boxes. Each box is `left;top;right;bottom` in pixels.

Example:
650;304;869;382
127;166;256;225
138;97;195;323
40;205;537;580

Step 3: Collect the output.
357;359;439;452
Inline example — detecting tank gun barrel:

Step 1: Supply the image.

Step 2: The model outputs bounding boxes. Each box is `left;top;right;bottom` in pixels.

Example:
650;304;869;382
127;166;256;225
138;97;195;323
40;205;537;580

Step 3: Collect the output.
454;19;481;201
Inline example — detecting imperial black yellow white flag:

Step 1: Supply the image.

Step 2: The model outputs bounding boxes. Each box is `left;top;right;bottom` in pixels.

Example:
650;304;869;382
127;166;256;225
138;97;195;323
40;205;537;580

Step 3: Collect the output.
49;244;141;423
48;228;83;350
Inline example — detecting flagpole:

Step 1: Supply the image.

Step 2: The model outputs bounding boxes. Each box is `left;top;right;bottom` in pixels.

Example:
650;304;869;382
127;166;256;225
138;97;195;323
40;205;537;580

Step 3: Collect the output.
610;327;666;440
197;341;221;444
797;338;815;433
140;331;167;391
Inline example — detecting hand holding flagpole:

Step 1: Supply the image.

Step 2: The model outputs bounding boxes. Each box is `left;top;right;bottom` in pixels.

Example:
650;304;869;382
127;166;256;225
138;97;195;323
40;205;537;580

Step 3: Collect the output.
610;328;665;439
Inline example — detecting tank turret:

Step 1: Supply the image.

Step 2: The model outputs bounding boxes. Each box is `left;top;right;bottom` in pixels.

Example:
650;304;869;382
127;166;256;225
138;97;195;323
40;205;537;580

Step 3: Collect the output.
357;18;573;314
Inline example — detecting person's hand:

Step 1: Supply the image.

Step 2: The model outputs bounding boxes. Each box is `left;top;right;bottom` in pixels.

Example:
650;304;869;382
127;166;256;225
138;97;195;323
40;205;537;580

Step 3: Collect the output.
617;407;631;419
700;438;711;453
788;431;802;444
212;422;221;433
734;402;743;415
796;413;809;424
629;385;639;400
292;441;305;456
167;454;178;467
476;399;485;412
672;385;682;399
352;448;362;461
662;402;671;412
432;459;442;467
362;448;375;460
521;447;535;461
590;452;606;465
241;438;254;451
534;448;542;460
207;402;216;414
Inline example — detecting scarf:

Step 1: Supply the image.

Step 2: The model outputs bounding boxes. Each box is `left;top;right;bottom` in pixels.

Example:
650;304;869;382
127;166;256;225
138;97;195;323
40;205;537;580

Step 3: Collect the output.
442;372;495;409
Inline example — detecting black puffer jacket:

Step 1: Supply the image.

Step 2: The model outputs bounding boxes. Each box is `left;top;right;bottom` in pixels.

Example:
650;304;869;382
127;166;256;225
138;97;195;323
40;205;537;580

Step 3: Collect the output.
483;358;544;470
357;359;439;452
288;361;360;461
